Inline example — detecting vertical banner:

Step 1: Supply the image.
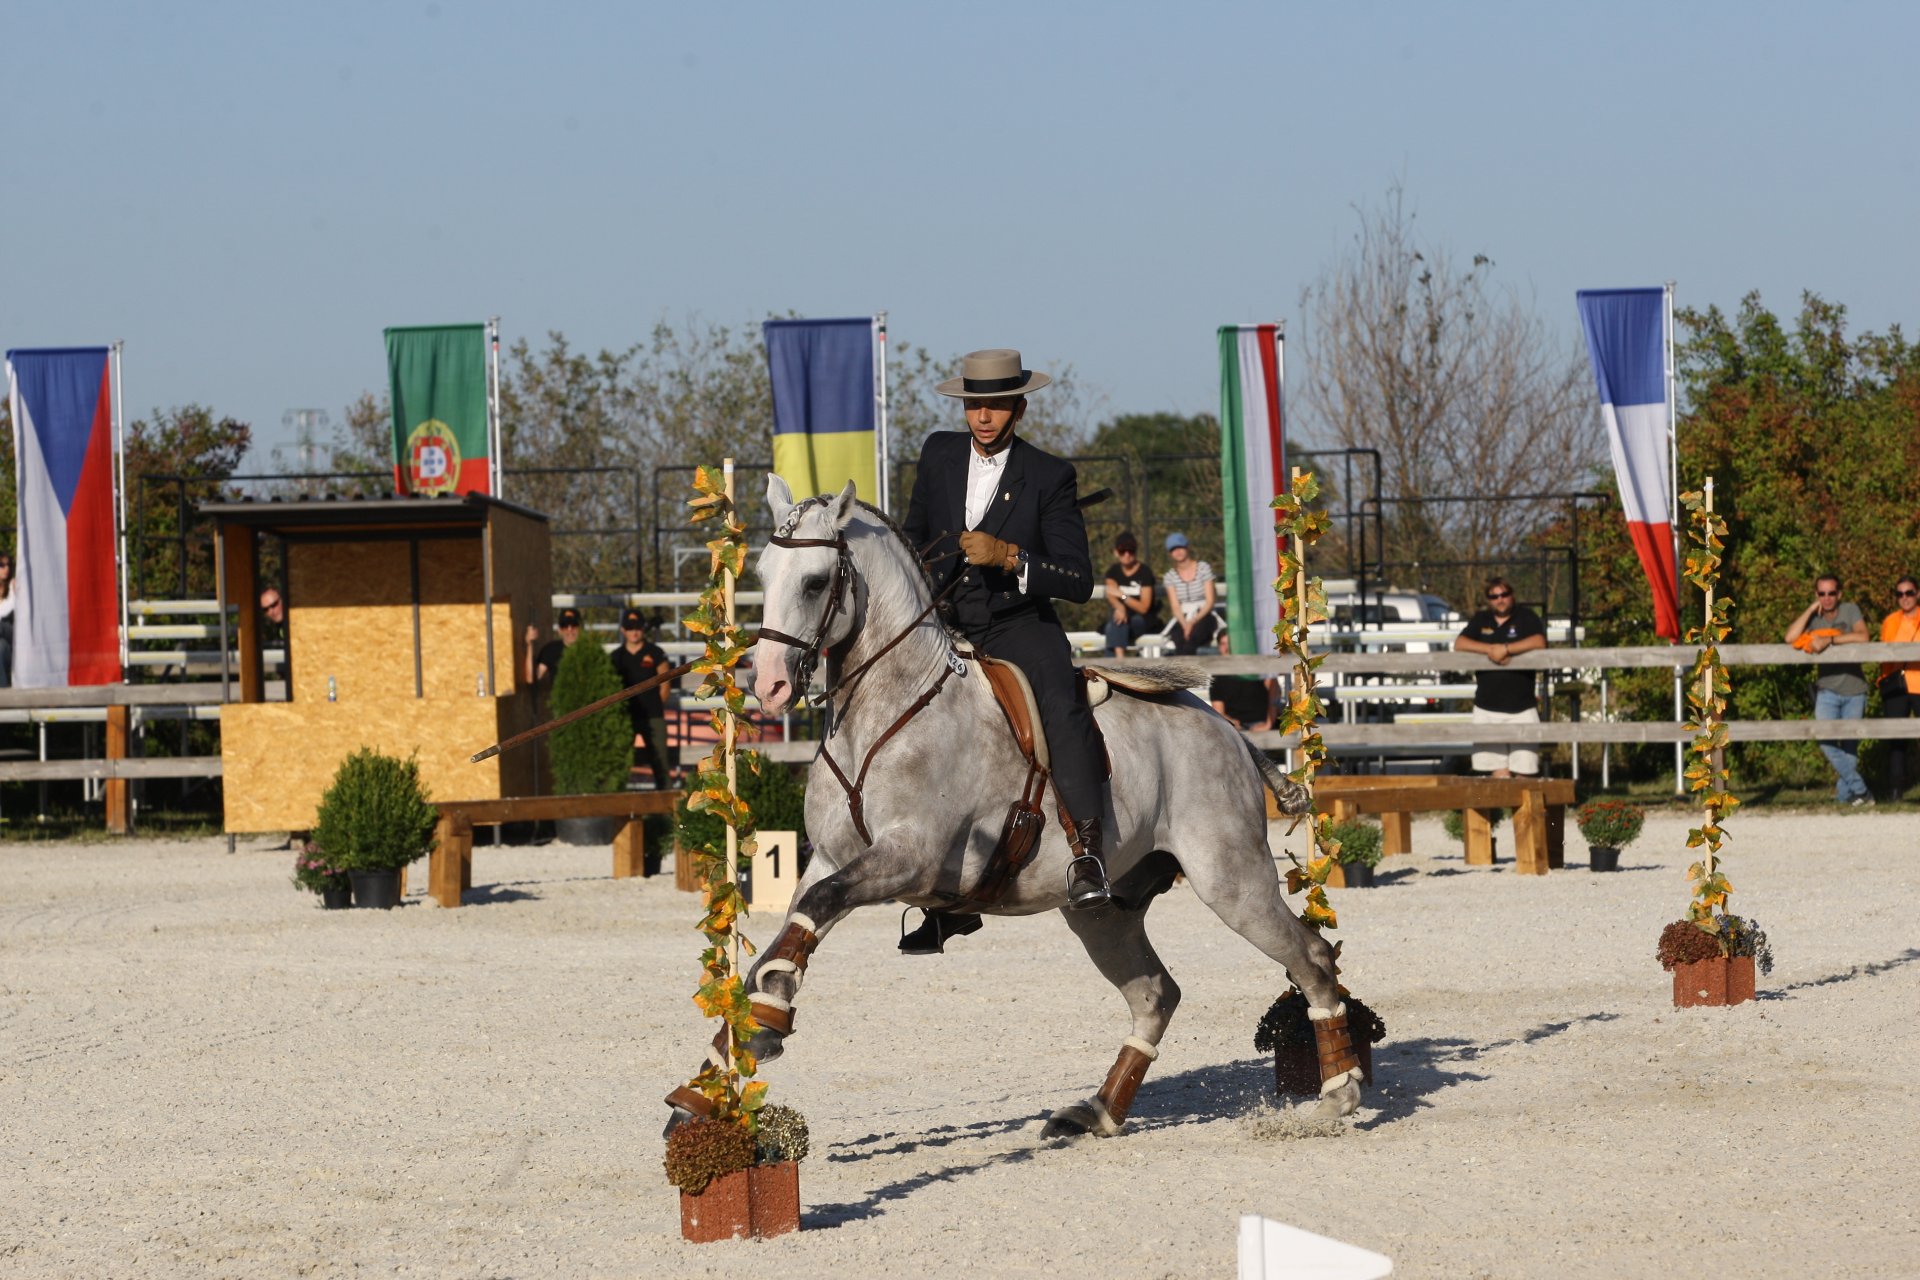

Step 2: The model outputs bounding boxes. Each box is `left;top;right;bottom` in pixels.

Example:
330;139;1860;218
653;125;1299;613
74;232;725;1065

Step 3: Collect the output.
386;324;491;497
1218;323;1285;656
6;347;124;686
1576;288;1679;640
765;318;877;502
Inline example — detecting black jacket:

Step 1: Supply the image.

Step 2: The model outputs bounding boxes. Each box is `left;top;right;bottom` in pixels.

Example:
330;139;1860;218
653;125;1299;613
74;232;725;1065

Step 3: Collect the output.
903;431;1093;631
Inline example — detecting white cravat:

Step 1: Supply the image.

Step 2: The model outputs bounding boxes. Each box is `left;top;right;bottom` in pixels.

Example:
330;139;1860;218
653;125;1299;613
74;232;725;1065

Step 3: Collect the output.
964;444;1005;529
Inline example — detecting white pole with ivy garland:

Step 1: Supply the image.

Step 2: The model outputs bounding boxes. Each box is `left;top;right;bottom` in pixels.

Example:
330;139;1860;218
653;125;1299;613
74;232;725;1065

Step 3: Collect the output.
722;457;740;1076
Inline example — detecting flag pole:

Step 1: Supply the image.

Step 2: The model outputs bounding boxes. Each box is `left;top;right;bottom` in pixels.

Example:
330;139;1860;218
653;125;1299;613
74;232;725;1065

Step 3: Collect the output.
874;312;891;513
487;316;503;500
111;341;130;681
1665;281;1683;796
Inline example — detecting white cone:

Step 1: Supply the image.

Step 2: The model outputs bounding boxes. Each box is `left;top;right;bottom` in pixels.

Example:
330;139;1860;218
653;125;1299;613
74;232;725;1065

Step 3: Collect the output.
1237;1215;1392;1280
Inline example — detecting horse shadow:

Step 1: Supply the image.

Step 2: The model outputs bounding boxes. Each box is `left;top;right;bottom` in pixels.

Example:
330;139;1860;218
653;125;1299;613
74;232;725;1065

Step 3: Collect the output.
453;885;542;906
1758;947;1920;1000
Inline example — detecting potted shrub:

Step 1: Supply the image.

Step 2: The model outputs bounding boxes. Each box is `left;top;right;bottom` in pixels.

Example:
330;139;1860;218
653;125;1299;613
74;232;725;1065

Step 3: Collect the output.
1575;798;1644;872
549;635;633;845
311;748;438;909
1325;818;1382;888
1440;806;1504;858
1254;990;1387;1096
291;841;352;909
1659;916;1773;1008
675;752;809;893
666;1104;808;1242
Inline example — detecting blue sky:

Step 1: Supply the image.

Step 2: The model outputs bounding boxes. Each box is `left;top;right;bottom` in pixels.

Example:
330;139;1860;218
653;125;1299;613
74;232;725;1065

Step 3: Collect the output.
4;0;1914;460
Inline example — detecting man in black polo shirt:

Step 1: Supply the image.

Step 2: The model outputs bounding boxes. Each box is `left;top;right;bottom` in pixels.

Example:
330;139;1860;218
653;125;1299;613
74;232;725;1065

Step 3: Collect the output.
610;609;673;789
1454;578;1547;778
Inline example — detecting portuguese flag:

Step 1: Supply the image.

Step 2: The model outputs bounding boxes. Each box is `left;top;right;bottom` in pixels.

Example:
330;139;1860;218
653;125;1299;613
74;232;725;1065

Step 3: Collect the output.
386;324;490;497
1218;324;1285;656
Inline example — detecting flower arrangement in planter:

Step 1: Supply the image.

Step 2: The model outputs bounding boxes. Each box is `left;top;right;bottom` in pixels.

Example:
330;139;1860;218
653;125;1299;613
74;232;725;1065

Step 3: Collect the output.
1574;798;1645;872
1254;991;1387;1095
291;841;352;909
665;463;807;1242
1659;478;1769;1008
1324;818;1383;889
549;636;634;844
311;748;438;909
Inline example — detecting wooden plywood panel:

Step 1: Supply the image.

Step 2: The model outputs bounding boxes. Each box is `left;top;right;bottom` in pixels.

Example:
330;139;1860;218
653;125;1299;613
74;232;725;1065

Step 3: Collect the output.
487;506;553;745
221;696;514;832
286;542;417;703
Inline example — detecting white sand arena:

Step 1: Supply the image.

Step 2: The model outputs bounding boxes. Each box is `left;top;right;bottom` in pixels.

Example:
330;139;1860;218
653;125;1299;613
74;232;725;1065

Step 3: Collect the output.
3;810;1915;1278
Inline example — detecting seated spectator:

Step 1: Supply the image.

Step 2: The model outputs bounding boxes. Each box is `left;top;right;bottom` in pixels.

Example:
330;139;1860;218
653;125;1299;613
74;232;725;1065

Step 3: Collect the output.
1101;532;1160;656
1161;532;1219;656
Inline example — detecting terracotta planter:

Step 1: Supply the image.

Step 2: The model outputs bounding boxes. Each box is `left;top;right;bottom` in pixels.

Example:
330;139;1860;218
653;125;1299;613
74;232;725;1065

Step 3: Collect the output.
1272;1037;1375;1096
1672;955;1756;1008
678;1162;801;1243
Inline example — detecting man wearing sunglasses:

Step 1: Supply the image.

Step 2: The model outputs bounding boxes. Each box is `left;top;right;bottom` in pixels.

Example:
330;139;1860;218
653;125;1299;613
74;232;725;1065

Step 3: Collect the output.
1786;574;1872;805
1454;578;1548;778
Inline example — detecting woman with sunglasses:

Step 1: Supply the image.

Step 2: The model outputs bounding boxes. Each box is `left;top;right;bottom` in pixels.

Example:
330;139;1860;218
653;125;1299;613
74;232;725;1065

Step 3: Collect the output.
1877;576;1920;800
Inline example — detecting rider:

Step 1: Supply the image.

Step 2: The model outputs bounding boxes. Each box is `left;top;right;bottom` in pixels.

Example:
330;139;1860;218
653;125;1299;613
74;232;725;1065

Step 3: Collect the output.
899;348;1109;955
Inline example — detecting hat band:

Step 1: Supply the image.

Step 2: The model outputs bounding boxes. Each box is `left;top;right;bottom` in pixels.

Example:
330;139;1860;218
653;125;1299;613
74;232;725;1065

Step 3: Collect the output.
961;372;1028;394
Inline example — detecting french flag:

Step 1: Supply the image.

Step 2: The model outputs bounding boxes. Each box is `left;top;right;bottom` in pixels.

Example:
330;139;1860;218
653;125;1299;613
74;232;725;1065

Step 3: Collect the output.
1576;289;1680;642
6;347;124;686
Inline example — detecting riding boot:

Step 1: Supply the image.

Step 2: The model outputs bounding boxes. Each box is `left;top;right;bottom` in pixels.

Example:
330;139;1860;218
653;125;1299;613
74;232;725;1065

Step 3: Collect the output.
898;909;983;955
1066;816;1112;910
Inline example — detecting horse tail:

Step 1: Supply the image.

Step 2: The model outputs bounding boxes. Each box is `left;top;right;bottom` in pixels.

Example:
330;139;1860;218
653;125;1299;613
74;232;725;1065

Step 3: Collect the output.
1244;736;1312;816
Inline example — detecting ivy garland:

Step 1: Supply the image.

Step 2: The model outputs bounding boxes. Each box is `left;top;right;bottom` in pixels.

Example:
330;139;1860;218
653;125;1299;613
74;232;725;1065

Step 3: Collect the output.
677;464;766;1131
1270;468;1338;934
1680;478;1739;932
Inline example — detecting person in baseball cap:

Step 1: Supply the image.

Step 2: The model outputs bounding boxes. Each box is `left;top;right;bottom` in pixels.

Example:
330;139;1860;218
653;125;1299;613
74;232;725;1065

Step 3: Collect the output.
613;609;673;788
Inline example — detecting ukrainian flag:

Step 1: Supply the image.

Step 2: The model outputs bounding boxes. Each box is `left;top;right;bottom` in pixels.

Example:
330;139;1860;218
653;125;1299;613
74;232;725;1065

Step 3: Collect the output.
765;318;877;503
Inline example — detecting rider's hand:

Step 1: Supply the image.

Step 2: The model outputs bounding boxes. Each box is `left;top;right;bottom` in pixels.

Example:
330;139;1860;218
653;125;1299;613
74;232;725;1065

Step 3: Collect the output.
959;530;1013;567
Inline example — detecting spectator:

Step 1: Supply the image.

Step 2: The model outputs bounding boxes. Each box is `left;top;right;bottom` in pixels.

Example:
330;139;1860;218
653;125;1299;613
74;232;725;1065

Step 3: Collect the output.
1101;531;1160;655
1878;575;1920;801
1785;574;1871;805
258;586;290;700
524;607;582;707
1209;630;1276;731
1161;532;1218;655
1454;578;1547;778
610;609;673;790
0;552;14;687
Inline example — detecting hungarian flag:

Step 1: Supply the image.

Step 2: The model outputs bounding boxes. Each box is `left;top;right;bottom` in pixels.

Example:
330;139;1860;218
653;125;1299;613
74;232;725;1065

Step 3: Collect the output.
765;318;877;502
1576;288;1679;640
386;324;490;497
6;347;123;687
1218;324;1285;656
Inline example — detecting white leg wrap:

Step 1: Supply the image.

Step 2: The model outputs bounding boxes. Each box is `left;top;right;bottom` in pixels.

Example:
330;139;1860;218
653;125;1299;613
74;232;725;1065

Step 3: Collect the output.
1319;1068;1360;1096
756;957;804;992
749;993;791;1013
1307;1001;1348;1022
1121;1036;1160;1061
788;912;818;934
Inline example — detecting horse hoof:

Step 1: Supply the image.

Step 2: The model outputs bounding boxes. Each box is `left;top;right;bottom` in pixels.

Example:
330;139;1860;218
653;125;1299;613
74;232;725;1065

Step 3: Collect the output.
1305;1077;1362;1121
1040;1115;1091;1140
662;1106;697;1139
748;1030;786;1064
1043;1099;1121;1139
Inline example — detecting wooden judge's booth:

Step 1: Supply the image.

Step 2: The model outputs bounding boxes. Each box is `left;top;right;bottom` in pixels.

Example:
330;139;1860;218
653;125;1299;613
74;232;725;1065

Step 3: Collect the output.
203;495;551;833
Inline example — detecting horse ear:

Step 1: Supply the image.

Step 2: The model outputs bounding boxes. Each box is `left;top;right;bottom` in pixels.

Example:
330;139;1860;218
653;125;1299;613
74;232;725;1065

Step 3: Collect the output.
766;473;795;527
826;479;859;528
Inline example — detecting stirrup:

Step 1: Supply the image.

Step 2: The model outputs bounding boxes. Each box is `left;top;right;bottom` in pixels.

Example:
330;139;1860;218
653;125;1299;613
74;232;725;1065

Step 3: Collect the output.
1065;854;1111;910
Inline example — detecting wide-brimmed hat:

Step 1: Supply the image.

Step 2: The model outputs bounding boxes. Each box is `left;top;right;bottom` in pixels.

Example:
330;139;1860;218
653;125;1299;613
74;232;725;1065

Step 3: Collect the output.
936;348;1052;399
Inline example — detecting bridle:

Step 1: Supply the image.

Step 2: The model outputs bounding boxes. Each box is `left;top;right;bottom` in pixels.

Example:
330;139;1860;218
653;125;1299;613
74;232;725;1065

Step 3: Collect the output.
757;525;855;699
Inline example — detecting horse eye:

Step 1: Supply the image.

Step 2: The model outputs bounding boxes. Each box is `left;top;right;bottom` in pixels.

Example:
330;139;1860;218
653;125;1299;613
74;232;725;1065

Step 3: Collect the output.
801;575;827;597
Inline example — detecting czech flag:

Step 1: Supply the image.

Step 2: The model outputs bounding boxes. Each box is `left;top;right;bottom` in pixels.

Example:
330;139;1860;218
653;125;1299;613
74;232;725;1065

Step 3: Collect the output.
1576;288;1679;641
6;347;123;686
765;318;877;504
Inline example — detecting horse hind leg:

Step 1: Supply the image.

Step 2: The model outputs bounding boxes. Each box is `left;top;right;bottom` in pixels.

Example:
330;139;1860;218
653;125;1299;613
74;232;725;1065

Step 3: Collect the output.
1042;896;1181;1139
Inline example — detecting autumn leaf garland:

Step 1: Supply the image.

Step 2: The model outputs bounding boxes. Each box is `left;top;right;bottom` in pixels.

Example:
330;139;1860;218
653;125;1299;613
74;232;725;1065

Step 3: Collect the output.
1271;469;1339;933
1679;481;1739;932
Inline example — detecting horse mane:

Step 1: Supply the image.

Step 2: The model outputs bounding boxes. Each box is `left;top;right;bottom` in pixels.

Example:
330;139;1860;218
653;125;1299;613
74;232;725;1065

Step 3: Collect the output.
780;494;938;597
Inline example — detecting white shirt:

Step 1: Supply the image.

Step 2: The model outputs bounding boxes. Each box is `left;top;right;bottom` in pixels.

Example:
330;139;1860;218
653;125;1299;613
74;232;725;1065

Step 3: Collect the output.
962;440;1029;593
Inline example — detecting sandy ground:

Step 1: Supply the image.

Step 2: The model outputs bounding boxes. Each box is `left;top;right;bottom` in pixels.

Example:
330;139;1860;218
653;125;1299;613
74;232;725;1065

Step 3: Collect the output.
2;810;1917;1280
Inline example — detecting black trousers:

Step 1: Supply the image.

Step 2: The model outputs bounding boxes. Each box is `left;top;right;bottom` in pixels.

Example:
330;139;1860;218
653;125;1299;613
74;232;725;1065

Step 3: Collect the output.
966;611;1105;829
1882;688;1920;796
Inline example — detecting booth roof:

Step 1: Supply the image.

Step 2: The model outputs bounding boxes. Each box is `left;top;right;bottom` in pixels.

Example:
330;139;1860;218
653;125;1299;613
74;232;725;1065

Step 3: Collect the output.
197;492;549;532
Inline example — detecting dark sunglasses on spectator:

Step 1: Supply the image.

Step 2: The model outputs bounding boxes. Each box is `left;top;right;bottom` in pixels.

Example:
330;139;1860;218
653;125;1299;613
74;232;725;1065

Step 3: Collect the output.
1487;591;1512;600
1900;589;1918;598
1816;590;1839;597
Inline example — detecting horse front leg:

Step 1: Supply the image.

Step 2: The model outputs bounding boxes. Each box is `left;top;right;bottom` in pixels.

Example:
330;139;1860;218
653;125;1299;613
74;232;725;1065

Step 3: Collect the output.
662;835;925;1133
1042;901;1181;1138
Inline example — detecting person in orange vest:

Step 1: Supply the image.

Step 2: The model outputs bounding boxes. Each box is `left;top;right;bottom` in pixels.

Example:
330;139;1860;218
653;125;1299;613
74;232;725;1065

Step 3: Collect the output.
1785;574;1871;805
1876;575;1920;801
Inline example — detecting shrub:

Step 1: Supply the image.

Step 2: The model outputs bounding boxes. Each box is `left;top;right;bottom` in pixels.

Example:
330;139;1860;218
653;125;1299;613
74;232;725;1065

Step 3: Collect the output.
677;751;809;865
663;1118;757;1195
754;1104;811;1164
311;749;438;873
1440;807;1505;843
549;639;631;795
1657;915;1774;976
1253;989;1387;1053
290;840;348;895
1576;798;1645;849
1325;818;1382;868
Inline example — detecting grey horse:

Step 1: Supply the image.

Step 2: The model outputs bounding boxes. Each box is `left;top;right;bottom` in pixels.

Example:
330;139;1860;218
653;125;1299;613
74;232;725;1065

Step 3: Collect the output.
662;477;1364;1137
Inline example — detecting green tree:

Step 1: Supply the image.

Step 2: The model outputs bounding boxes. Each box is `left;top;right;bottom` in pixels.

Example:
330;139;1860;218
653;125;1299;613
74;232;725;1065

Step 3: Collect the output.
124;406;254;599
549;637;632;794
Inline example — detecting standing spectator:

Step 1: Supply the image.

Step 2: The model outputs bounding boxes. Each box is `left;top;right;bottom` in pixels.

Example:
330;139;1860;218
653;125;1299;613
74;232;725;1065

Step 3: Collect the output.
1878;576;1920;801
0;552;14;687
1161;532;1218;655
1101;532;1160;655
1786;574;1871;805
1454;578;1547;778
610;609;673;789
524;607;582;710
258;586;290;700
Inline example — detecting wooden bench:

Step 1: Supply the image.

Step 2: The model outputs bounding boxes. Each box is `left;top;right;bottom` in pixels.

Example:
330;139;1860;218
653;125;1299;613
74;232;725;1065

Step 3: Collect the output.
428;792;680;908
1268;774;1575;877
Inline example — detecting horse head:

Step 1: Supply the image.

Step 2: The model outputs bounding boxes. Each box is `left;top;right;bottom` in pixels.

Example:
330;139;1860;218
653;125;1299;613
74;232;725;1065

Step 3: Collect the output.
753;475;862;716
